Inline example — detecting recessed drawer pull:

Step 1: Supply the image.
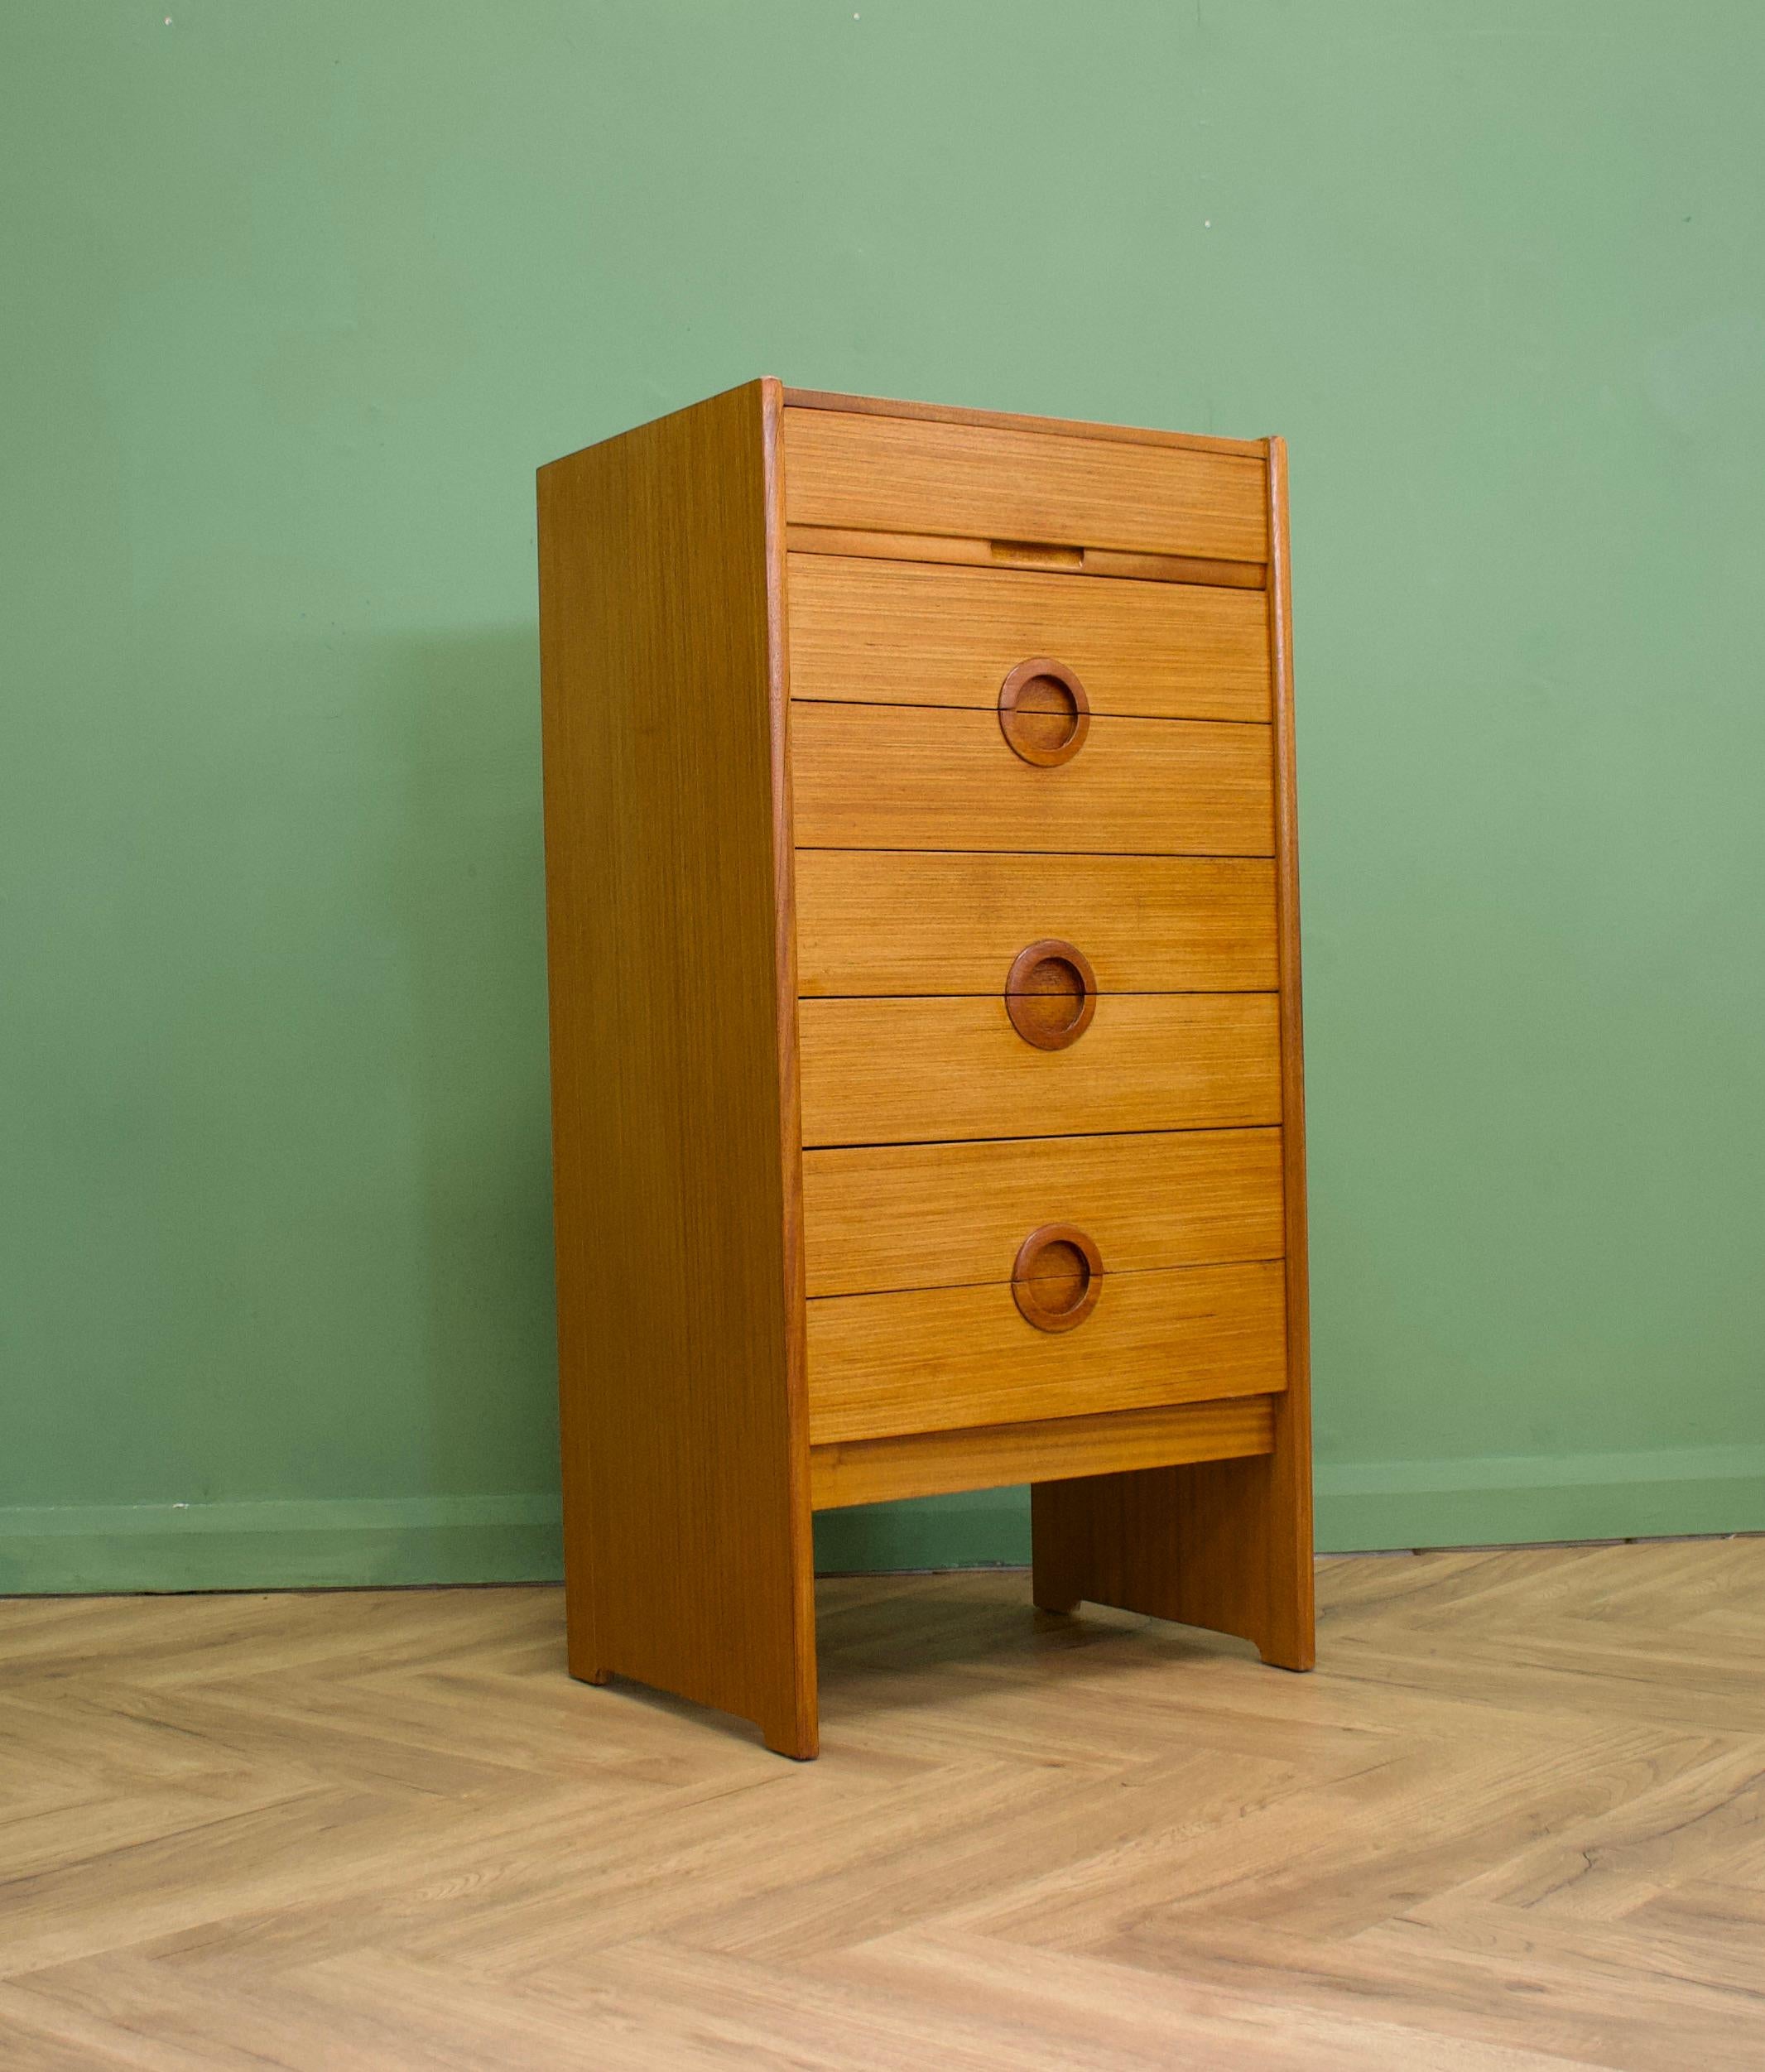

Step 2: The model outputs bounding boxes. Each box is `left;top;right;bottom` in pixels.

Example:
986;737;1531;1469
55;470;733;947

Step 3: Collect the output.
998;657;1089;767
1012;1223;1103;1333
1006;938;1096;1050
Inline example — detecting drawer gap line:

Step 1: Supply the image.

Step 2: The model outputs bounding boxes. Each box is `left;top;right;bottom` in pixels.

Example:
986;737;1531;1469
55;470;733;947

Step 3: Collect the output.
805;1254;1287;1305
791;846;1280;863
790;694;1275;731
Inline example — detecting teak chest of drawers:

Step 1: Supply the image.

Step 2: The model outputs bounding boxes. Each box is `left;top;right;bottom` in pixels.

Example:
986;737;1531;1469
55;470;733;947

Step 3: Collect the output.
537;382;1312;1757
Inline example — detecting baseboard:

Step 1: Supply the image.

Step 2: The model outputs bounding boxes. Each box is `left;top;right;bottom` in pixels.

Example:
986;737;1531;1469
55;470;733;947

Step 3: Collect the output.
0;1492;1032;1594
811;1488;1032;1573
1315;1444;1765;1551
0;1496;565;1594
3;1449;1760;1594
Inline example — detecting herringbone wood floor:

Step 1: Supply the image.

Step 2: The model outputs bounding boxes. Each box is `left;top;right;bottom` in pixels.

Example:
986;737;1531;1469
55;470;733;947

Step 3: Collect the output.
1;1541;1761;2069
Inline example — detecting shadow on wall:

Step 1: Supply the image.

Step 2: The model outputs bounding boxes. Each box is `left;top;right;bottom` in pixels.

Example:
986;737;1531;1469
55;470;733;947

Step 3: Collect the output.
376;630;1036;1574
371;628;560;1505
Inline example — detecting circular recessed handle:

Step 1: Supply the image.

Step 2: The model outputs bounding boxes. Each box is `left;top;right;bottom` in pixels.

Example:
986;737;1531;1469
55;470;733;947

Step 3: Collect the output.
998;658;1090;767
1005;938;1097;1050
1012;1223;1103;1333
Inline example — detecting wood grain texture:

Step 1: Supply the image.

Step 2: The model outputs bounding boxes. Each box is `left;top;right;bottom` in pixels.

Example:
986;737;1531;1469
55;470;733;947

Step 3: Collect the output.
791;699;1275;856
783;406;1269;562
801;1127;1284;1299
810;1396;1276;1508
786;525;1268;588
765;385;818;1736
537;378;815;1757
1032;435;1314;1673
1266;434;1317;1661
1081;543;1267;587
806;1260;1288;1445
5;1545;1763;2068
796;850;1278;996
800;993;1282;1147
787;554;1271;720
782;384;1268;457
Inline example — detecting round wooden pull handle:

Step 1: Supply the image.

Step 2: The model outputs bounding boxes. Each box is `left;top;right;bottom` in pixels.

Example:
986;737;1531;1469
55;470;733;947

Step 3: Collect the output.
1005;939;1096;1050
1012;1223;1103;1333
998;658;1090;767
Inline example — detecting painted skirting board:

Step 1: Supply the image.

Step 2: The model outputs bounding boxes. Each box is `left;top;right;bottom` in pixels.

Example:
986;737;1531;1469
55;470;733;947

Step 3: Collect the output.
2;1451;1761;1594
0;1496;565;1595
1315;1445;1765;1553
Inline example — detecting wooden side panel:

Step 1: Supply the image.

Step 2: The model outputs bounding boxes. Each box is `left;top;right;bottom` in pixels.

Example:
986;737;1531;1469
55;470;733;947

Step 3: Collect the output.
537;379;816;1756
796;852;1277;997
800;993;1282;1147
786;555;1270;721
810;1397;1277;1510
783;407;1268;563
802;1128;1284;1298
792;702;1276;857
1032;437;1315;1673
806;1260;1288;1445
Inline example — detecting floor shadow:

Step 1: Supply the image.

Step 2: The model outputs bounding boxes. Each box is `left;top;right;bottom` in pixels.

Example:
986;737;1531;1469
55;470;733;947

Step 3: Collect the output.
812;1571;1259;1718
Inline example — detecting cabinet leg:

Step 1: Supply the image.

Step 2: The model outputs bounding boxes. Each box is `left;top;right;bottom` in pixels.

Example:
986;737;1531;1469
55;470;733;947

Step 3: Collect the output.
1030;1529;1083;1615
762;1714;820;1761
562;1534;610;1684
1030;1420;1314;1670
561;1478;820;1753
1032;1580;1081;1615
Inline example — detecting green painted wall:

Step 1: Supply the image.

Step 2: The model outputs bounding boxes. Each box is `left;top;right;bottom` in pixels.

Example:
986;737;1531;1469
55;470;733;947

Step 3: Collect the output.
4;2;1762;1592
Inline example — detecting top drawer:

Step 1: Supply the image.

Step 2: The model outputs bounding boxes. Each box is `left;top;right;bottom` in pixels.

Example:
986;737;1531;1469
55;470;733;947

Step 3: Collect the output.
783;407;1268;566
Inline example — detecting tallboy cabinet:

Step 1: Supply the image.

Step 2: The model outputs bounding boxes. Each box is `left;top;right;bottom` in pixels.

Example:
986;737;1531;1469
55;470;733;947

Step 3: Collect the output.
537;381;1312;1758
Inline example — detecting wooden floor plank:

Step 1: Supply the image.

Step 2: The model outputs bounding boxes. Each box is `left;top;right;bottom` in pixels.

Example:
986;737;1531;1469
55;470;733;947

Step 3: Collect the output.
0;1541;1760;2068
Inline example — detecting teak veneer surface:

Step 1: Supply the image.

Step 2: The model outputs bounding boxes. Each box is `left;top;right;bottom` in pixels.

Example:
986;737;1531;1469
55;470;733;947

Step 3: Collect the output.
786;554;1271;720
6;1546;1762;2069
538;383;1313;1754
801;1127;1285;1299
782;383;1269;456
1031;436;1315;1674
536;378;815;1757
787;525;1268;589
806;1257;1289;1444
791;700;1277;856
1267;434;1317;1661
795;851;1278;996
799;992;1282;1147
782;406;1269;564
809;1395;1277;1508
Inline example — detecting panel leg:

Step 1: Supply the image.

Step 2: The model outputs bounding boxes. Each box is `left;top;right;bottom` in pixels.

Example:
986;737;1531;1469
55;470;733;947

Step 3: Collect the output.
1030;1405;1314;1670
761;1712;820;1762
561;1511;610;1684
1030;1527;1082;1614
565;1637;611;1687
563;1458;820;1756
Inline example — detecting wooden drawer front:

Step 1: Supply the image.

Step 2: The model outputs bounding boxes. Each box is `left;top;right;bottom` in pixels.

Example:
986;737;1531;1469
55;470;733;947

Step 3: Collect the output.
796;851;1276;997
786;555;1270;724
783;408;1267;565
799;993;1279;1147
803;1127;1283;1298
806;1258;1287;1445
791;700;1274;857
